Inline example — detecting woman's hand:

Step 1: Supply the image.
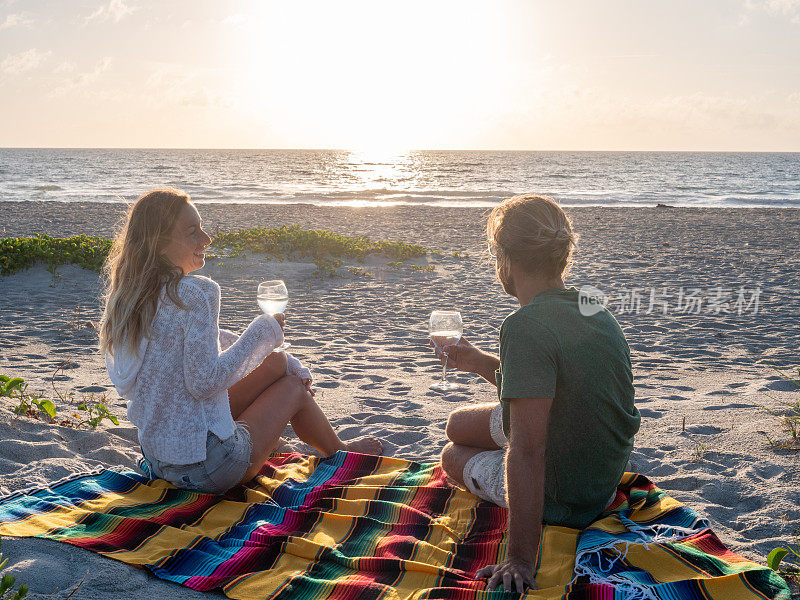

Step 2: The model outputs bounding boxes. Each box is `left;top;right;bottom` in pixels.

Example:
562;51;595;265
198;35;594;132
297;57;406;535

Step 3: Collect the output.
273;313;286;331
302;378;315;397
431;336;498;381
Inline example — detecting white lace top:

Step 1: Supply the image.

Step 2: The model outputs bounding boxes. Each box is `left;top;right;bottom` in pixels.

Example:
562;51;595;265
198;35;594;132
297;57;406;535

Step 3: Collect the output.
106;275;310;465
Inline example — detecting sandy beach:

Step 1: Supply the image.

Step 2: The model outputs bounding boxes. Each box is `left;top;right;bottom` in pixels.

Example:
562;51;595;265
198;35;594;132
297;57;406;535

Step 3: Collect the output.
0;201;799;599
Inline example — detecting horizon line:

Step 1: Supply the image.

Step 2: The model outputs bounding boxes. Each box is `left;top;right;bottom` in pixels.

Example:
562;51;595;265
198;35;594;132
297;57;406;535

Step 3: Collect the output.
2;146;800;154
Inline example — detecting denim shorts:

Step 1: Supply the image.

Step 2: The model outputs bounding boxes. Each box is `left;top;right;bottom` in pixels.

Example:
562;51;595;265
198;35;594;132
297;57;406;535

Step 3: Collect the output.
141;422;253;495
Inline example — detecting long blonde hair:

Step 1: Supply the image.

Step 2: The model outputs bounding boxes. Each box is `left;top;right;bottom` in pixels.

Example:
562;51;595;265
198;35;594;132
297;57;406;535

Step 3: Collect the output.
99;188;192;356
487;194;579;280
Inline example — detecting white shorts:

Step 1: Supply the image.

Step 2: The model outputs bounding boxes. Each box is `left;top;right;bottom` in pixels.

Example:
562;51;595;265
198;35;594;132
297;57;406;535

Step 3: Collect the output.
462;404;509;507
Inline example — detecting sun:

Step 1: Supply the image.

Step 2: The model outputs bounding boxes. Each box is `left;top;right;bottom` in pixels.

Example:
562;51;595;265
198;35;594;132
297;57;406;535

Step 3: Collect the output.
228;0;509;150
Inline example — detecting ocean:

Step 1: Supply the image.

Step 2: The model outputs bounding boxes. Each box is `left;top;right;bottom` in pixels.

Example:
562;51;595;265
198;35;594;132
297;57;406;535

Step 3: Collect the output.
0;148;798;207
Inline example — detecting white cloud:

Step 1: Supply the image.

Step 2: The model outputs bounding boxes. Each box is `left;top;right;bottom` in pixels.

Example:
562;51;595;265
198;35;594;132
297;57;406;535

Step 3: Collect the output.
0;12;32;30
50;57;113;95
178;88;234;109
743;0;800;23
144;64;235;110
53;60;77;74
653;92;786;130
1;48;51;74
85;0;134;24
221;13;247;27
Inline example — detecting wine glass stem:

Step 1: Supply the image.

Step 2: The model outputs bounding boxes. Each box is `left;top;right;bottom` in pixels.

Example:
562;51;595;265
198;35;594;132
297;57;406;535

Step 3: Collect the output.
441;352;449;385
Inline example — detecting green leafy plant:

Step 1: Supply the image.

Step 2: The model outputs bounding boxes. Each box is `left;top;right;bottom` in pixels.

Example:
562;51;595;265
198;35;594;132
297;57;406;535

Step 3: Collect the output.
0;539;28;600
212;225;427;264
74;401;120;429
0;377;25;398
410;264;435;273
346;266;371;278
0;234;112;276
312;257;344;279
2;374;121;429
0;228;427;277
1;376;57;421
767;523;800;592
15;395;57;421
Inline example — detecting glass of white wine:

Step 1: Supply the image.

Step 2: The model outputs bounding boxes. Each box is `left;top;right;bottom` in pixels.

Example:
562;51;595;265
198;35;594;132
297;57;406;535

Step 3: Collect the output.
257;280;291;352
429;310;462;392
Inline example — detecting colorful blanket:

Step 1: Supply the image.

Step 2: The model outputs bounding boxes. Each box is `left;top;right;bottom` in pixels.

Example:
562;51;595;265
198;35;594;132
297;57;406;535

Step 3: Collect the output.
0;452;790;599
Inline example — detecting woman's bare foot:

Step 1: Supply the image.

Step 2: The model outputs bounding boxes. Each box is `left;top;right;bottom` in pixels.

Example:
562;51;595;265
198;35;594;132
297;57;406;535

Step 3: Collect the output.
343;436;383;456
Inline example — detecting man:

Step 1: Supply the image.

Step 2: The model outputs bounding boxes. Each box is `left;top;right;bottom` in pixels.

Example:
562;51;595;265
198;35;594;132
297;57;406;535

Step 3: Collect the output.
435;195;640;593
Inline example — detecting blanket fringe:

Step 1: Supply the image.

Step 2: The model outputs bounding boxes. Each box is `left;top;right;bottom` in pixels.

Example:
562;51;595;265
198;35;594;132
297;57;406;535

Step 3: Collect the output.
568;515;708;598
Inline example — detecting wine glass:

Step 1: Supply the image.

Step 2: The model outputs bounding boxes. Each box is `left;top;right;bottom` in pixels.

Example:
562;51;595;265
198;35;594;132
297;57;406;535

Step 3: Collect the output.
257;280;291;352
429;310;462;392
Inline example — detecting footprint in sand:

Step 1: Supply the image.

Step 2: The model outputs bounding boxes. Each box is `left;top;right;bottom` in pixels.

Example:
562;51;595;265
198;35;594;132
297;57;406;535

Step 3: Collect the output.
655;475;706;492
364;414;428;427
761;379;799;392
77;385;108;393
425;391;469;402
356;398;386;409
384;430;427;445
702;402;754;411
316;380;340;389
684;424;724;435
638;408;663;418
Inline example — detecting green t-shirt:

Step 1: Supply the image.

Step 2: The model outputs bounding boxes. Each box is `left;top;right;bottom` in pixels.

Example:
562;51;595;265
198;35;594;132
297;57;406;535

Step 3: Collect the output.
496;287;639;529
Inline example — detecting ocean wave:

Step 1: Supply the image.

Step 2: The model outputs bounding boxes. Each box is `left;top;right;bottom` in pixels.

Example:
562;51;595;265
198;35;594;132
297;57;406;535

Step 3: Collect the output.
1;149;799;208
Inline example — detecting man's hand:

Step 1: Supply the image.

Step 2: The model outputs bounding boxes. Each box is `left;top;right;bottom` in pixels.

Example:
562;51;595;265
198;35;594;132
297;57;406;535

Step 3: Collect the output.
430;336;499;383
476;556;538;593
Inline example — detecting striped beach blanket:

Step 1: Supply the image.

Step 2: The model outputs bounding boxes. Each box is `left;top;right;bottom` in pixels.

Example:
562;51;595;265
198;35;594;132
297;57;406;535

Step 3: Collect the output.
0;452;790;599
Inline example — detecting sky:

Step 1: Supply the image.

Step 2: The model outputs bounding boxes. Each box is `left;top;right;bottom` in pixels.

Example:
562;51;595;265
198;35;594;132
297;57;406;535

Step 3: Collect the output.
1;0;799;151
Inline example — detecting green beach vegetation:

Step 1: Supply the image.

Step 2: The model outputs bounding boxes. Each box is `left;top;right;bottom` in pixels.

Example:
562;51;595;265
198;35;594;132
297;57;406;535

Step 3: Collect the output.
0;375;119;429
0;539;28;600
0;234;111;276
212;225;426;262
0;227;429;278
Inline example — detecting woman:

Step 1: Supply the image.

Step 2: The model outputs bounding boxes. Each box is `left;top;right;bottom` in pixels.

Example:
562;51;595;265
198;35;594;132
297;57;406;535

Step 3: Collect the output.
435;194;639;592
100;188;381;495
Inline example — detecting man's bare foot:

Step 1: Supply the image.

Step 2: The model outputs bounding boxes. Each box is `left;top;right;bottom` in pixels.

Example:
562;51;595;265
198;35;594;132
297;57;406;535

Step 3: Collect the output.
343;436;383;456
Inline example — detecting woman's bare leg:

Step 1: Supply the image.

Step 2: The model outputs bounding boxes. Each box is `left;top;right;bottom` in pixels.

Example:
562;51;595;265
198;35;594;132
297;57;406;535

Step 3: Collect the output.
228;351;287;420
238;375;381;483
445;402;503;449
